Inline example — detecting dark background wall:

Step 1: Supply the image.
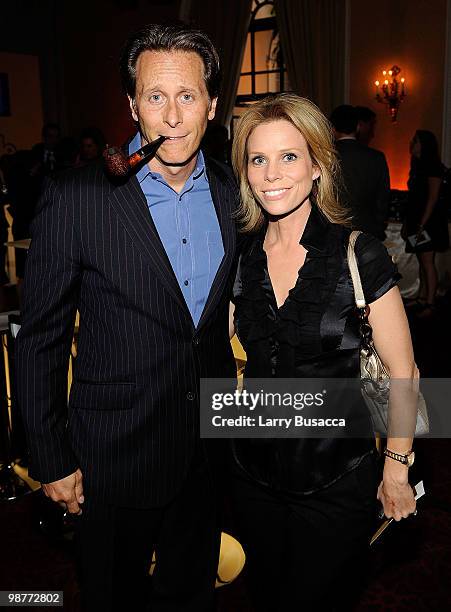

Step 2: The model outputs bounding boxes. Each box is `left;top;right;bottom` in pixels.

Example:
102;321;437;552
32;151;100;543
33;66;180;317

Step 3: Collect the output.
57;0;182;145
0;0;181;149
0;51;43;150
0;0;449;192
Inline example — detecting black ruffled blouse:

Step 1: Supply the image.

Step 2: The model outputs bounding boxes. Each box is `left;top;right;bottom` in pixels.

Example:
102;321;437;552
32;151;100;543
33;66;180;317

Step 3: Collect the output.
232;204;399;494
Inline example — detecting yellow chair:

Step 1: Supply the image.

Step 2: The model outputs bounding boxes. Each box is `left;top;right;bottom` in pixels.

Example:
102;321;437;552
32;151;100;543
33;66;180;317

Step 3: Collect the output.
215;532;246;587
230;334;246;373
148;531;246;588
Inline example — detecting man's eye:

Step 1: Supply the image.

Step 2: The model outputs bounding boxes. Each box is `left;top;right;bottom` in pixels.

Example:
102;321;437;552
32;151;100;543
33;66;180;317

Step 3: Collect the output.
149;94;162;102
251;156;265;166
181;93;193;102
283;153;297;161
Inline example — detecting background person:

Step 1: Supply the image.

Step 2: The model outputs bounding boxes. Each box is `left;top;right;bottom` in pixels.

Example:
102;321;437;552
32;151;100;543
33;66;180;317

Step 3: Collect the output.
229;93;417;611
76;127;106;166
402;129;449;316
355;105;377;146
30;123;63;177
330;104;390;241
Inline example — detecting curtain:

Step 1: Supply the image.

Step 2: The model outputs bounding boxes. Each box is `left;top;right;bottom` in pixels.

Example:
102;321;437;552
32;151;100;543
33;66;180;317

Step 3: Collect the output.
187;0;252;128
274;0;346;117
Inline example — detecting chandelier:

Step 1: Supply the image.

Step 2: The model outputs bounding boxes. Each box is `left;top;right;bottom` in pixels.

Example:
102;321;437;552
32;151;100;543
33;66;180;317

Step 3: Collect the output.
374;65;406;122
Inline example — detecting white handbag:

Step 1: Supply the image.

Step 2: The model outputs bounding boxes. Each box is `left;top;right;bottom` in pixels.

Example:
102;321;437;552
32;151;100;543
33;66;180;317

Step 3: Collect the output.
347;231;428;436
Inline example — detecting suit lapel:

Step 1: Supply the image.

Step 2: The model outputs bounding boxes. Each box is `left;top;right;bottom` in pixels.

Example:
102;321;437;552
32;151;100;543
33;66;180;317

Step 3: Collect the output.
108;158;236;329
109;175;189;314
197;161;236;330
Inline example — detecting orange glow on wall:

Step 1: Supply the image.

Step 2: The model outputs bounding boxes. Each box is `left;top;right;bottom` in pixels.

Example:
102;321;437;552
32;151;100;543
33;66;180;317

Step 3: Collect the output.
374;65;406;122
0;52;43;151
349;0;447;192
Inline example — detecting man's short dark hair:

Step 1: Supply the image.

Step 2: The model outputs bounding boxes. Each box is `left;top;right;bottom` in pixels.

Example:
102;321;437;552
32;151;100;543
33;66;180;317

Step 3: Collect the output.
120;23;221;100
355;106;376;123
329;105;358;134
42;123;60;139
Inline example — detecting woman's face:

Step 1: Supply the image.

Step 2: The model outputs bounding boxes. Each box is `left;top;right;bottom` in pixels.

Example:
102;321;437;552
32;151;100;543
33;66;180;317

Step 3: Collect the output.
410;135;421;158
246;119;320;218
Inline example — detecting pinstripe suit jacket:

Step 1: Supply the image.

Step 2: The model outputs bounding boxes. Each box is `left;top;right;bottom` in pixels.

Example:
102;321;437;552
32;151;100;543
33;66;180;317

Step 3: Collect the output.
15;153;238;507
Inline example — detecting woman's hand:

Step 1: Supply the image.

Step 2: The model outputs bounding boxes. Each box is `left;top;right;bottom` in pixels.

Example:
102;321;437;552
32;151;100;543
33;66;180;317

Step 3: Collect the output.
367;287;418;520
377;460;416;521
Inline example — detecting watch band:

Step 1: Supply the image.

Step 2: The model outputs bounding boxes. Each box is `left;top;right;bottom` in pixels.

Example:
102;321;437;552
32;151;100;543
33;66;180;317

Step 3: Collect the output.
383;448;413;465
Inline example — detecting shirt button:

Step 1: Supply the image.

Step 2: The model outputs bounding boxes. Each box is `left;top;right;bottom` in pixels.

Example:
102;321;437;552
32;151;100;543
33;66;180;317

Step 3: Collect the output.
182;238;187;244
186;391;194;401
184;280;189;286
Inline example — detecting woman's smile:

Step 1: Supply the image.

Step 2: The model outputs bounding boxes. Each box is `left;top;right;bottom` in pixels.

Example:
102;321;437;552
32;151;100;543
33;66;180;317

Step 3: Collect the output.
262;187;292;200
246;119;320;217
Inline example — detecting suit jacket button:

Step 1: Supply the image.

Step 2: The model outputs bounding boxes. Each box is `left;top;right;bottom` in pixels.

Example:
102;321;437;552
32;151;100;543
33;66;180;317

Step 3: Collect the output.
186;391;194;400
193;337;199;346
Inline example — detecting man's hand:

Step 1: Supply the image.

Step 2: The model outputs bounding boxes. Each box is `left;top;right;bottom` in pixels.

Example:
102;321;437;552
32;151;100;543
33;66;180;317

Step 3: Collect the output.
42;468;84;515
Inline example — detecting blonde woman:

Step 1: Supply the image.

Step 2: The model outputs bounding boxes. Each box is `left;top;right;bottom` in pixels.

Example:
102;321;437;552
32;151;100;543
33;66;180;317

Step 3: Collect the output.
229;94;417;610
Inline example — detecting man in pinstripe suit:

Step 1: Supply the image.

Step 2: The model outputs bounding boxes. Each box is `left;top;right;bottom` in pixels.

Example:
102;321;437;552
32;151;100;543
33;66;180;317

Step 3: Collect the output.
16;24;238;612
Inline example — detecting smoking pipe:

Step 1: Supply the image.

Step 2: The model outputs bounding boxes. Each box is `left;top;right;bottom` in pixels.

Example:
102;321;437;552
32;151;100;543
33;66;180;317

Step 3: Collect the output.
103;135;166;177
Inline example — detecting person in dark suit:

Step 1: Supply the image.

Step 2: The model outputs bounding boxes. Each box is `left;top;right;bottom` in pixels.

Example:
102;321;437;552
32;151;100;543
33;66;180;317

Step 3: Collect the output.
330;105;390;241
355;106;377;147
15;24;238;612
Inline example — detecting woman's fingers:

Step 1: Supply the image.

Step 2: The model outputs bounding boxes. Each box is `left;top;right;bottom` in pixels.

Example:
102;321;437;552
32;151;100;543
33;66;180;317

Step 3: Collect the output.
376;481;383;500
377;479;416;520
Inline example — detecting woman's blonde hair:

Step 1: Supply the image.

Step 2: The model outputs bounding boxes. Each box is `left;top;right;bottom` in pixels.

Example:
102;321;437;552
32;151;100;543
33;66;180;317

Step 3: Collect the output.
231;93;350;233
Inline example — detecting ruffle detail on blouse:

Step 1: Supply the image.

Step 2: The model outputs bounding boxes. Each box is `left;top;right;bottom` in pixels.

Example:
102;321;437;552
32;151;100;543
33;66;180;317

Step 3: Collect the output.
275;254;330;349
234;241;278;344
234;236;333;353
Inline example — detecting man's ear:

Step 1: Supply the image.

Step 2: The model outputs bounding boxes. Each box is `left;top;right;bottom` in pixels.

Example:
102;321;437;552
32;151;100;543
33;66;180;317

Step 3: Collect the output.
128;96;138;122
208;97;218;121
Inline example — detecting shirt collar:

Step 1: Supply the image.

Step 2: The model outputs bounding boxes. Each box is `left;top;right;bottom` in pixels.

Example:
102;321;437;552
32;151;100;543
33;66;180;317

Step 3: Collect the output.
128;132;206;185
254;203;334;256
299;204;333;254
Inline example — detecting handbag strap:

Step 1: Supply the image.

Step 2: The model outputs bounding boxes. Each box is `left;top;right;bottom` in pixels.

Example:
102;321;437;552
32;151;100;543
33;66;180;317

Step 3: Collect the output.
348;231;389;375
347;230;366;309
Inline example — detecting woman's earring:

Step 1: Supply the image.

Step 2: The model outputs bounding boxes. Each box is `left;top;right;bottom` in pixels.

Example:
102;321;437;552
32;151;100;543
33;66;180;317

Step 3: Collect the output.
312;178;319;198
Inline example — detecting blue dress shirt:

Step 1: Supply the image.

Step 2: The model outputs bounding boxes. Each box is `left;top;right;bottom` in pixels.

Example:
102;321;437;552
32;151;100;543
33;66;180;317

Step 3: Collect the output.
129;133;224;326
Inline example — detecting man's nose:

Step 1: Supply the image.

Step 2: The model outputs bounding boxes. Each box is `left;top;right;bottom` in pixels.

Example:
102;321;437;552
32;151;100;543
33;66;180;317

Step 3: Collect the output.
163;98;182;127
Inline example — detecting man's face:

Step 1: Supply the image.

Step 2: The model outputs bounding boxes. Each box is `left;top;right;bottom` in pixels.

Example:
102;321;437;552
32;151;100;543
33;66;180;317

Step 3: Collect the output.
129;50;217;168
44;128;60;149
357;118;376;145
81;137;100;160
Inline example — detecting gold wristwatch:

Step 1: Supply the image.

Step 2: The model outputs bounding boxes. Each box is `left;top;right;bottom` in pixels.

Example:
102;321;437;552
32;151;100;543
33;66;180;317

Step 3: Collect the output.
383;447;415;467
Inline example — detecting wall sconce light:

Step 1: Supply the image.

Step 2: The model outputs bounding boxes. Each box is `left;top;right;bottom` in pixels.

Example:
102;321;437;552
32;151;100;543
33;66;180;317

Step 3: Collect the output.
374;65;406;122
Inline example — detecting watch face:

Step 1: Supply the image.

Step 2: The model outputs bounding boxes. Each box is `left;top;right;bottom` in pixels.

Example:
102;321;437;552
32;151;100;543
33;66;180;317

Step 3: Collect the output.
407;451;415;467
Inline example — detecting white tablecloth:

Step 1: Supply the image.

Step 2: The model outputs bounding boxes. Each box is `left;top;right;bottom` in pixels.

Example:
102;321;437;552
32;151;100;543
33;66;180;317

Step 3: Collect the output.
384;222;451;298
